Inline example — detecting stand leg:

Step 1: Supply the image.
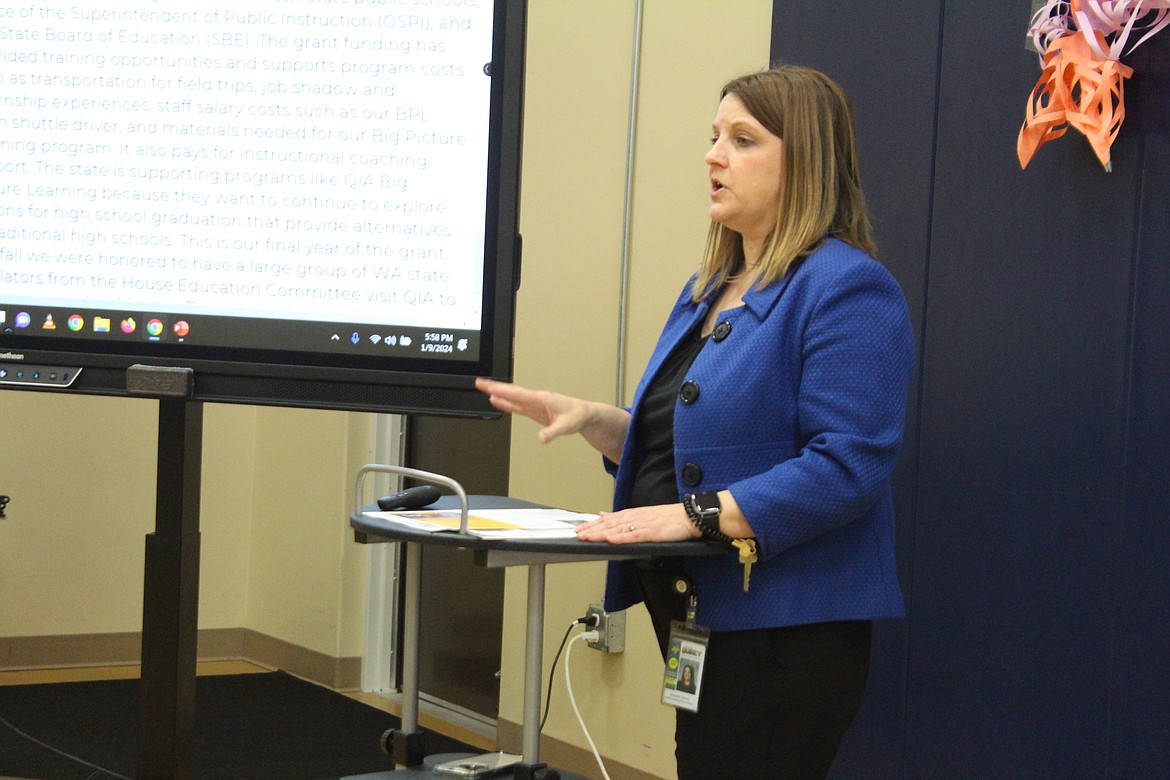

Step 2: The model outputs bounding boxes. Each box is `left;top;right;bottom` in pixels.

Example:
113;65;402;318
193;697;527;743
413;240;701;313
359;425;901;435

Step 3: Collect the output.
138;399;203;779
521;563;546;767
389;541;426;767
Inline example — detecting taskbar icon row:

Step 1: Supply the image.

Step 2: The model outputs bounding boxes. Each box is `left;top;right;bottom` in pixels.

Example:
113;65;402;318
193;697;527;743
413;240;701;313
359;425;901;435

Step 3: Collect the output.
1;309;189;340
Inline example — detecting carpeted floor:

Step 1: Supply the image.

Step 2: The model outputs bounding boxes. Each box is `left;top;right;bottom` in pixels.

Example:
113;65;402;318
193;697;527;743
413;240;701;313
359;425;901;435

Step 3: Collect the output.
0;670;476;779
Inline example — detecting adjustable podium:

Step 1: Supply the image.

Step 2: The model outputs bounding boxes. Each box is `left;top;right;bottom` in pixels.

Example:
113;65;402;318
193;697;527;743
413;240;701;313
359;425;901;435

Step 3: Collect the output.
343;465;718;779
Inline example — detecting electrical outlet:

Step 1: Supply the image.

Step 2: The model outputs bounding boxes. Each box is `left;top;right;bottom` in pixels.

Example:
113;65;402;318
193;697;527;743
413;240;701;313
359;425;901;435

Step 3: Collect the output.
585;603;625;653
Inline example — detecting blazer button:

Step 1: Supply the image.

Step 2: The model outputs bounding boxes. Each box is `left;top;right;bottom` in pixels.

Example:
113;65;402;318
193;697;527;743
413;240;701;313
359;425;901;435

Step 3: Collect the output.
712;321;732;342
679;380;700;404
681;463;702;486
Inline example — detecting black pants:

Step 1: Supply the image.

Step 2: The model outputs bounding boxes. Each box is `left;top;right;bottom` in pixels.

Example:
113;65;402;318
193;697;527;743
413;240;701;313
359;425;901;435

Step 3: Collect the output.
636;560;873;780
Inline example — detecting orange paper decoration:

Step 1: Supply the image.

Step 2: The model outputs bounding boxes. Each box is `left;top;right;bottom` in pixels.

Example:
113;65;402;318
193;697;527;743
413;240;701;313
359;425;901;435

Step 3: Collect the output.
1018;30;1133;171
1019;0;1170;170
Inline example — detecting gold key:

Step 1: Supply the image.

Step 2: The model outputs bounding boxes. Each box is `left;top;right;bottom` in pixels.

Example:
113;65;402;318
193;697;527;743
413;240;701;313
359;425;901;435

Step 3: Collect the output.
731;538;758;592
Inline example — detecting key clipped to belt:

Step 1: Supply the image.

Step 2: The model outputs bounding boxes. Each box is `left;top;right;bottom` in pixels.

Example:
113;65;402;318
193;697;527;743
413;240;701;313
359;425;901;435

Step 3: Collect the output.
730;538;757;591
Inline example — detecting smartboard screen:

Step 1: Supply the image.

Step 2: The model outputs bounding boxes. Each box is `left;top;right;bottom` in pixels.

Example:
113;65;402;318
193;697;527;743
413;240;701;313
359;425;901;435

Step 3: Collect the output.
0;0;525;416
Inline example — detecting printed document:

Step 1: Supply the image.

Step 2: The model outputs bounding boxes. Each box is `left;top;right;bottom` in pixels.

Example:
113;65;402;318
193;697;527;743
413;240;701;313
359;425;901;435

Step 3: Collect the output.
361;508;598;539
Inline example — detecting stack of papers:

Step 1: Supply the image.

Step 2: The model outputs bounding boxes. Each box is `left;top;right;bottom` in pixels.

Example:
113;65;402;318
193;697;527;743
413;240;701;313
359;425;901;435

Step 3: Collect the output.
362;508;599;540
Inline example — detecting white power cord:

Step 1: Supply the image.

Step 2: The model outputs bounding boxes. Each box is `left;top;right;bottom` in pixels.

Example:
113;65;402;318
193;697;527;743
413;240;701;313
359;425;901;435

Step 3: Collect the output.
564;630;612;780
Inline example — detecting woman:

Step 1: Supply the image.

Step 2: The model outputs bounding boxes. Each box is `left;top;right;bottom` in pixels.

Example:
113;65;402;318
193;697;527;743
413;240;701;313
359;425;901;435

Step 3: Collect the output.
477;65;914;779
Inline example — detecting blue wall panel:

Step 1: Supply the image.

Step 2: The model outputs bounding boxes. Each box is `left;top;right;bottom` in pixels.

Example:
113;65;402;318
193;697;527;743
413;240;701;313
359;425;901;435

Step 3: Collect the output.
1107;39;1170;778
770;2;1170;777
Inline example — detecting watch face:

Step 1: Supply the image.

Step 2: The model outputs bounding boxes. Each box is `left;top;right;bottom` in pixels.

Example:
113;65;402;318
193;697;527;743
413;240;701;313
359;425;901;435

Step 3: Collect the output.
695;492;722;516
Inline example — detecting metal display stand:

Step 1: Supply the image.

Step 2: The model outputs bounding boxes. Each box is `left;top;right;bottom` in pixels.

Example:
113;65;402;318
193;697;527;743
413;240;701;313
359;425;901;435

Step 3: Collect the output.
125;366;203;779
344;464;719;779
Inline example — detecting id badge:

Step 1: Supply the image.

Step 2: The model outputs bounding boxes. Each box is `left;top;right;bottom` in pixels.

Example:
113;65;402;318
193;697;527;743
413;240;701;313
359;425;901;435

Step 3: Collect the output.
661;619;709;712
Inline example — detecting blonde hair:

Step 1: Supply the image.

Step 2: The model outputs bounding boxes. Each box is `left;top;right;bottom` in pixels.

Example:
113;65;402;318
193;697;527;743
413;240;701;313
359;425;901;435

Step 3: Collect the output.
692;65;876;300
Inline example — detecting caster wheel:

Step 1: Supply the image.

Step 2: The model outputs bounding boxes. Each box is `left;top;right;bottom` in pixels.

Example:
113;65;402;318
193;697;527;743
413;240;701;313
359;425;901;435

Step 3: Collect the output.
379;728;394;755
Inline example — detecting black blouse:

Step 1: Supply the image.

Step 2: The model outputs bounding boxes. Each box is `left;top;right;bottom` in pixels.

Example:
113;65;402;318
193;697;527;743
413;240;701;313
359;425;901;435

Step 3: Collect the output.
627;325;708;509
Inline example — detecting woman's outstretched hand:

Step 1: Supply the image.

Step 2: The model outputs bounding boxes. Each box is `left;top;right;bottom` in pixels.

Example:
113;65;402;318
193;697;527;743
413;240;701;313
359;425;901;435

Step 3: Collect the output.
475;377;593;444
475;377;631;462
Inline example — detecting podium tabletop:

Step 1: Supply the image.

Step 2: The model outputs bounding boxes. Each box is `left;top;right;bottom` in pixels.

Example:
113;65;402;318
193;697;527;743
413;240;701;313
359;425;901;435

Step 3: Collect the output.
350;494;723;567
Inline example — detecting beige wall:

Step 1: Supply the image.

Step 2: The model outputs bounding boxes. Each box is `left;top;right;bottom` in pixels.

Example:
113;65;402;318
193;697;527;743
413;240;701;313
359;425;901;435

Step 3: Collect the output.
0;396;372;661
242;406;374;659
504;2;772;778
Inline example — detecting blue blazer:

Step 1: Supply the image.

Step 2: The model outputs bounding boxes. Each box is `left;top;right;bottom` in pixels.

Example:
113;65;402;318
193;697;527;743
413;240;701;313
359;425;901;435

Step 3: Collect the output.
603;239;915;632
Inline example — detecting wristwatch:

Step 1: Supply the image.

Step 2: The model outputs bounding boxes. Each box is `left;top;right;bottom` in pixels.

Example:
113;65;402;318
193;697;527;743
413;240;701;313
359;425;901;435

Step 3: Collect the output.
683;492;732;545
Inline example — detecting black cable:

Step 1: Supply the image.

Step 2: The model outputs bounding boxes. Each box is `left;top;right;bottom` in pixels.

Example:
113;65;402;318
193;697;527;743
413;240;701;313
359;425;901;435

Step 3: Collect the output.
0;711;132;780
539;615;597;734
